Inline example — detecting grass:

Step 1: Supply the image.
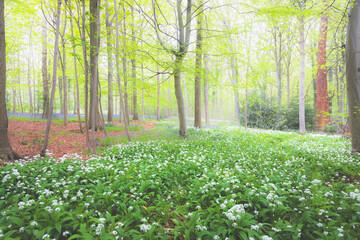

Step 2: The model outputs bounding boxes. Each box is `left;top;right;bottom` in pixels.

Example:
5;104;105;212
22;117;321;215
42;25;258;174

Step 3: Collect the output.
1;127;360;239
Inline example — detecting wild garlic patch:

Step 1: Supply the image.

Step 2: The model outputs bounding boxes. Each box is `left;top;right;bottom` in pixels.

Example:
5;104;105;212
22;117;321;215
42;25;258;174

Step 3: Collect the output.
0;127;359;239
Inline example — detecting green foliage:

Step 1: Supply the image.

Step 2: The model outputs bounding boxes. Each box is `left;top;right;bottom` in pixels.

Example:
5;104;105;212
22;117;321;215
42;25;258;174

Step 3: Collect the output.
1;127;360;239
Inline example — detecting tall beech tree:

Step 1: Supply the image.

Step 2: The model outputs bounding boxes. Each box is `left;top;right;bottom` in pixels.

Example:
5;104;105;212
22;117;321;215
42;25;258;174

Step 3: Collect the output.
0;0;20;161
194;0;203;128
41;0;62;156
152;0;192;136
315;0;330;130
346;0;360;153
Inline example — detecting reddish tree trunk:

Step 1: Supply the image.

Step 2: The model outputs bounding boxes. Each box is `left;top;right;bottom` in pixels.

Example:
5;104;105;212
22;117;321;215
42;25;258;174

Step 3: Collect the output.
315;0;330;130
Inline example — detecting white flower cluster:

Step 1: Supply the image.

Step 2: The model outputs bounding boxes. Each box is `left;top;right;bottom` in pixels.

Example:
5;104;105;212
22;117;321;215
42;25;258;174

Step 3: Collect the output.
223;204;246;221
139;224;151;232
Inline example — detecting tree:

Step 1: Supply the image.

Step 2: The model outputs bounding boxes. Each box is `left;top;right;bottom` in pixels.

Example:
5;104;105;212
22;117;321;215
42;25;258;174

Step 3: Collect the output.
105;0;114;123
114;0;131;141
315;0;330;130
194;0;203;128
298;0;306;133
346;0;360;152
41;15;50;119
41;0;62;156
152;0;192;136
89;0;101;153
0;0;21;162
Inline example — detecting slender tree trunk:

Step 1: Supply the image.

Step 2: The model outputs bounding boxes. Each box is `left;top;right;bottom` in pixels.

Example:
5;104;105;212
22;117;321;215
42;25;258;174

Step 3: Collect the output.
61;38;68;126
299;14;306;133
204;54;209;125
346;0;360;152
168;85;171;118
81;0;91;150
0;0;21;161
69;4;83;133
315;0;329;130
157;66;160;121
122;5;130;124
41;0;62;156
58;75;63;114
131;6;138;121
183;74;188;117
142;63;145;121
42;16;49;119
286;51;291;107
175;57;187;136
114;0;131;141
89;0;101;154
194;1;203;128
27;27;33;116
338;46;345;123
328;67;333;114
274;27;282;107
105;0;114;123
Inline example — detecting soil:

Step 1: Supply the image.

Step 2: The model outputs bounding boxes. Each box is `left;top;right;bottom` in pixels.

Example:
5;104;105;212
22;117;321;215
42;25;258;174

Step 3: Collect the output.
7;120;155;160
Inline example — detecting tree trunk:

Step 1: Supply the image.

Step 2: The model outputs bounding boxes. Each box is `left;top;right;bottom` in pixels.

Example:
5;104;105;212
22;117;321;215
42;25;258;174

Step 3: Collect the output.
286;51;291;107
69;4;83;133
132;59;138;120
27;27;33;116
204;54;209;125
131;6;138;121
41;0;62;157
122;5;130;124
168;86;171;118
346;0;360;152
0;0;21;162
58;74;63;114
194;1;203;128
299;14;306;133
315;0;329;130
89;0;101;154
157;66;160;121
174;57;187;136
142;63;145;121
273;27;282;107
81;0;91;150
61;30;68;126
338;45;346;123
114;0;131;141
105;0;114;123
41;16;49;119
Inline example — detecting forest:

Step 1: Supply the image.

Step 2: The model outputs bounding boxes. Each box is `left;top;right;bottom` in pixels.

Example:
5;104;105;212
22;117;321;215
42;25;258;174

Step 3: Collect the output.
1;0;360;239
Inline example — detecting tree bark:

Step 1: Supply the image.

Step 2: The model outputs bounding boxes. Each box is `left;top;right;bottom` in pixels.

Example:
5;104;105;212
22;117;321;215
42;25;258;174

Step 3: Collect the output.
131;5;138;121
41;15;49;119
27;27;33;116
346;0;360;152
80;0;91;150
122;5;130;124
69;3;83;133
61;14;68;126
114;0;131;141
41;0;62;156
315;0;329;130
299;13;306;133
89;0;101;154
0;0;21;162
105;0;114;123
204;54;209;125
157;66;160;121
174;57;187;136
194;4;203;128
142;63;145;121
151;0;191;136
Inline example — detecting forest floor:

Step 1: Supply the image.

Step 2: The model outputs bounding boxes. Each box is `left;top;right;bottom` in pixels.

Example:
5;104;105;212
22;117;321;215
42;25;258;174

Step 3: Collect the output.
8;120;156;160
